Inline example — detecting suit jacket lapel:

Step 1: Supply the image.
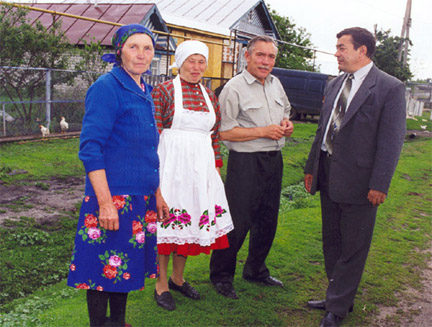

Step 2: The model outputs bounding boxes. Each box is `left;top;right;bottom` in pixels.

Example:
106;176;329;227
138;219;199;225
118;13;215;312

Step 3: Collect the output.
340;65;378;129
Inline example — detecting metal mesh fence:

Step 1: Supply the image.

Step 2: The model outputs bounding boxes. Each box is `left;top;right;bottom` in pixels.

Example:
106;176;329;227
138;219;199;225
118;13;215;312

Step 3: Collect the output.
1;67;94;137
1;66;227;138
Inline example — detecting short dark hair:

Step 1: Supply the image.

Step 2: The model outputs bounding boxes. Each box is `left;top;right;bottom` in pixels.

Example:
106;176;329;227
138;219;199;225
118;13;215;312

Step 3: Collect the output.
247;35;278;53
337;27;376;58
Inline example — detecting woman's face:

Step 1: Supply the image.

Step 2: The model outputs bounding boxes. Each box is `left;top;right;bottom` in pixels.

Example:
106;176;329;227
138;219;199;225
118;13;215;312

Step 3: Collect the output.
179;54;207;84
121;33;154;82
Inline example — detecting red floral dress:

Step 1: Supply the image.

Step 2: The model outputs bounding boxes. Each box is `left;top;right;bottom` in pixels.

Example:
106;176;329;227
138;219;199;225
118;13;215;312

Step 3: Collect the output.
67;195;158;292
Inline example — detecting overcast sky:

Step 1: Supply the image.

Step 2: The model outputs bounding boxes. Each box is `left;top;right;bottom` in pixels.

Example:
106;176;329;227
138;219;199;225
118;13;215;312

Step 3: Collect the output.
266;0;431;80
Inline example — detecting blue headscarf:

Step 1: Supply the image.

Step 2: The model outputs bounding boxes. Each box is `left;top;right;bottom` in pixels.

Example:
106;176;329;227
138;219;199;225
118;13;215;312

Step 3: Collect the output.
102;24;155;68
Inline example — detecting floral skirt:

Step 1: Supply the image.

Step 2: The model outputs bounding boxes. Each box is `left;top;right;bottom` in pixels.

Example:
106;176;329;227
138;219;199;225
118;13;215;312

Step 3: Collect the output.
67;194;158;293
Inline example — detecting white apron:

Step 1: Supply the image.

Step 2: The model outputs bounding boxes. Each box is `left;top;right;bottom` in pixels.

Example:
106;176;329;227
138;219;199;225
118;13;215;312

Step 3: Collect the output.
157;76;234;246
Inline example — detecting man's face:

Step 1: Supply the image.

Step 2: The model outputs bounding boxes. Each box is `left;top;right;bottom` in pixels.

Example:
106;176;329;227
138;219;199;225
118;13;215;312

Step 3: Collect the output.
334;35;365;73
245;41;277;84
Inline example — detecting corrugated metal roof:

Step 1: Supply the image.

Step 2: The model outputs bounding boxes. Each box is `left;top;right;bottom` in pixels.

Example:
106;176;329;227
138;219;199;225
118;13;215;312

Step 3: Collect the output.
9;0;270;37
10;3;158;45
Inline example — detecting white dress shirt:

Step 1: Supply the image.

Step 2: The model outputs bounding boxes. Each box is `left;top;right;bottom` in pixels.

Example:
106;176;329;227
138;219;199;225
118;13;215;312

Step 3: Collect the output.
321;61;373;151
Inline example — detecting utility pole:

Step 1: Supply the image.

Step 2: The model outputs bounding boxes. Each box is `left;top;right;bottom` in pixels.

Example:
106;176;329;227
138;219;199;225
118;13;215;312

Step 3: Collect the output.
398;0;412;67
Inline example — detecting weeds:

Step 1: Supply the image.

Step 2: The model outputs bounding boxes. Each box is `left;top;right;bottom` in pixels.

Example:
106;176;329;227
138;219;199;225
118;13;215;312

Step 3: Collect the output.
280;182;317;211
0;288;77;327
0;215;78;310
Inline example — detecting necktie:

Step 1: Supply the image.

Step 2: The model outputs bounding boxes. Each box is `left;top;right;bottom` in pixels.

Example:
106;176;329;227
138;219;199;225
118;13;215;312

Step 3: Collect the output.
325;73;353;155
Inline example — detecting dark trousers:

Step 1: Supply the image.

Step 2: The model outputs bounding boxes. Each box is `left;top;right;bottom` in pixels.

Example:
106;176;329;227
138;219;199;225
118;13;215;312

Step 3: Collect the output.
318;151;377;317
86;290;128;327
210;150;283;283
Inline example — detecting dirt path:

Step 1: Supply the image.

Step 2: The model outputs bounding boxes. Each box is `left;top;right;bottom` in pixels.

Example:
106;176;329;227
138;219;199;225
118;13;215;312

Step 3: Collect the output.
0;178;430;326
0;177;85;225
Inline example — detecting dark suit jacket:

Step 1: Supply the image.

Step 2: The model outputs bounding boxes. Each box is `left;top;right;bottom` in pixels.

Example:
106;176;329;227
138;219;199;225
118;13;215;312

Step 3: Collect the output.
304;64;406;204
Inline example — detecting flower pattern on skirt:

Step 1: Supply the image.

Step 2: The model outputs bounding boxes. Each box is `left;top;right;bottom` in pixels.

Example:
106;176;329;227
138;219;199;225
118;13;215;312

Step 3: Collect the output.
199;205;227;231
67;194;158;293
160;208;192;230
128;211;157;249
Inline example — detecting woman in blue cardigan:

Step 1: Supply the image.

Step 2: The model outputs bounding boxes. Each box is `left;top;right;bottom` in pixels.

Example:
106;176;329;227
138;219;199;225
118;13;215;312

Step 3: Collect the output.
67;24;169;327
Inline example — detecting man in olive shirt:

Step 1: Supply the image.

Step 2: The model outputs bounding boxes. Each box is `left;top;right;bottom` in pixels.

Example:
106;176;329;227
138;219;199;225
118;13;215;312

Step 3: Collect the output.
210;35;294;299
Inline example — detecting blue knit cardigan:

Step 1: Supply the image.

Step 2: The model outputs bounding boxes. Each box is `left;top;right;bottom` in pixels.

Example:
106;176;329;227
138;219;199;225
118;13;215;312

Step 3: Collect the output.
79;66;160;196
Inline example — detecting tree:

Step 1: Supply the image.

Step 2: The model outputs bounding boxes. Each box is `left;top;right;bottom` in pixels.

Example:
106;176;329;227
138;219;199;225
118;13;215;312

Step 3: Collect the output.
0;3;73;131
75;38;109;86
374;29;413;82
268;7;315;71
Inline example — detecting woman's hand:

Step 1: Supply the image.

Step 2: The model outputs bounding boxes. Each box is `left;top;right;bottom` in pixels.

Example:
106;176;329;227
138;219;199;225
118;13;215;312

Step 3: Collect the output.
88;169;119;231
155;187;170;223
98;201;119;231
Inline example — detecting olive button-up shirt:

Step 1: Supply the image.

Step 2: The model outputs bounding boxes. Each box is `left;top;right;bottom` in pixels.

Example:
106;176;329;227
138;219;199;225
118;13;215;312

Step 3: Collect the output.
219;69;291;152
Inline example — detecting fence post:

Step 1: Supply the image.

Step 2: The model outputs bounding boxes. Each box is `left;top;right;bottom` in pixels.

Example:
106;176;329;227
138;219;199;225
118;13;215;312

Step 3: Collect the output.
46;68;52;129
2;103;6;136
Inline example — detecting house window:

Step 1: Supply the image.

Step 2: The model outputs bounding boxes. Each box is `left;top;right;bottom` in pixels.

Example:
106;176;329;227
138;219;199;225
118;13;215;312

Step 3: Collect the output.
248;11;253;24
151;58;160;76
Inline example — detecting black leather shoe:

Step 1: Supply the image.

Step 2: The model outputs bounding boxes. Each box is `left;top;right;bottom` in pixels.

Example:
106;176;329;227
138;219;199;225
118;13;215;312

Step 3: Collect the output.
320;312;343;327
168;278;200;300
154;289;176;311
308;300;353;313
213;282;239;299
262;276;284;287
308;299;326;310
244;275;284;287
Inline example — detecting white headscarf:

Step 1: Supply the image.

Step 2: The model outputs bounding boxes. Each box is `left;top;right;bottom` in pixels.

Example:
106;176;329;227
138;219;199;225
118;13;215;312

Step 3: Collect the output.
170;40;209;69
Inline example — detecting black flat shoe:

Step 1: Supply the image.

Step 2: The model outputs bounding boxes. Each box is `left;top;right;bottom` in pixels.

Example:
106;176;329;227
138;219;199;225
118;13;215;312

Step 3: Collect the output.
154;289;176;311
308;300;353;313
243;275;284;287
213;282;239;299
168;278;200;300
320;312;343;327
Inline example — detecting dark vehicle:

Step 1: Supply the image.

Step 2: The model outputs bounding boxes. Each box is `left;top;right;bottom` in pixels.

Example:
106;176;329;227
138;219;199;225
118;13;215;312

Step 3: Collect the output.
272;68;330;120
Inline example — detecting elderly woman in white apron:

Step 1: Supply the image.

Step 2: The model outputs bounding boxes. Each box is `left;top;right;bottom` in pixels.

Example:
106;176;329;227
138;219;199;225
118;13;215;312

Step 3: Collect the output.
151;40;233;311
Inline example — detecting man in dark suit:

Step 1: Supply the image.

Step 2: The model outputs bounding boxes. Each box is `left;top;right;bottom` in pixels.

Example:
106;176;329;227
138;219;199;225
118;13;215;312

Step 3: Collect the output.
304;27;406;327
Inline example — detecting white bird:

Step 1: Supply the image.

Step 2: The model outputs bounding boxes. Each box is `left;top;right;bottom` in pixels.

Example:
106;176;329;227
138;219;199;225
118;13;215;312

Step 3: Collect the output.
39;124;50;138
420;125;427;130
60;117;69;133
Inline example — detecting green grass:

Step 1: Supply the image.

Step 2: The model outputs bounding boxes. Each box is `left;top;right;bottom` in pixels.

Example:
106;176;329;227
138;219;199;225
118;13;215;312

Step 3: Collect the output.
406;110;432;131
281;122;317;186
0;124;431;327
0;138;83;183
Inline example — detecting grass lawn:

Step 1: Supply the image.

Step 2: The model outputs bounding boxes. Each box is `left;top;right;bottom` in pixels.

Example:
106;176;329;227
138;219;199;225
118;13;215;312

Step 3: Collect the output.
0;123;431;327
0;137;83;183
406;110;432;131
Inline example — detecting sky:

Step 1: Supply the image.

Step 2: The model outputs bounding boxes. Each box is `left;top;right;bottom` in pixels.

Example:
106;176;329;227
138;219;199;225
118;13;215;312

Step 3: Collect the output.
266;0;432;80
